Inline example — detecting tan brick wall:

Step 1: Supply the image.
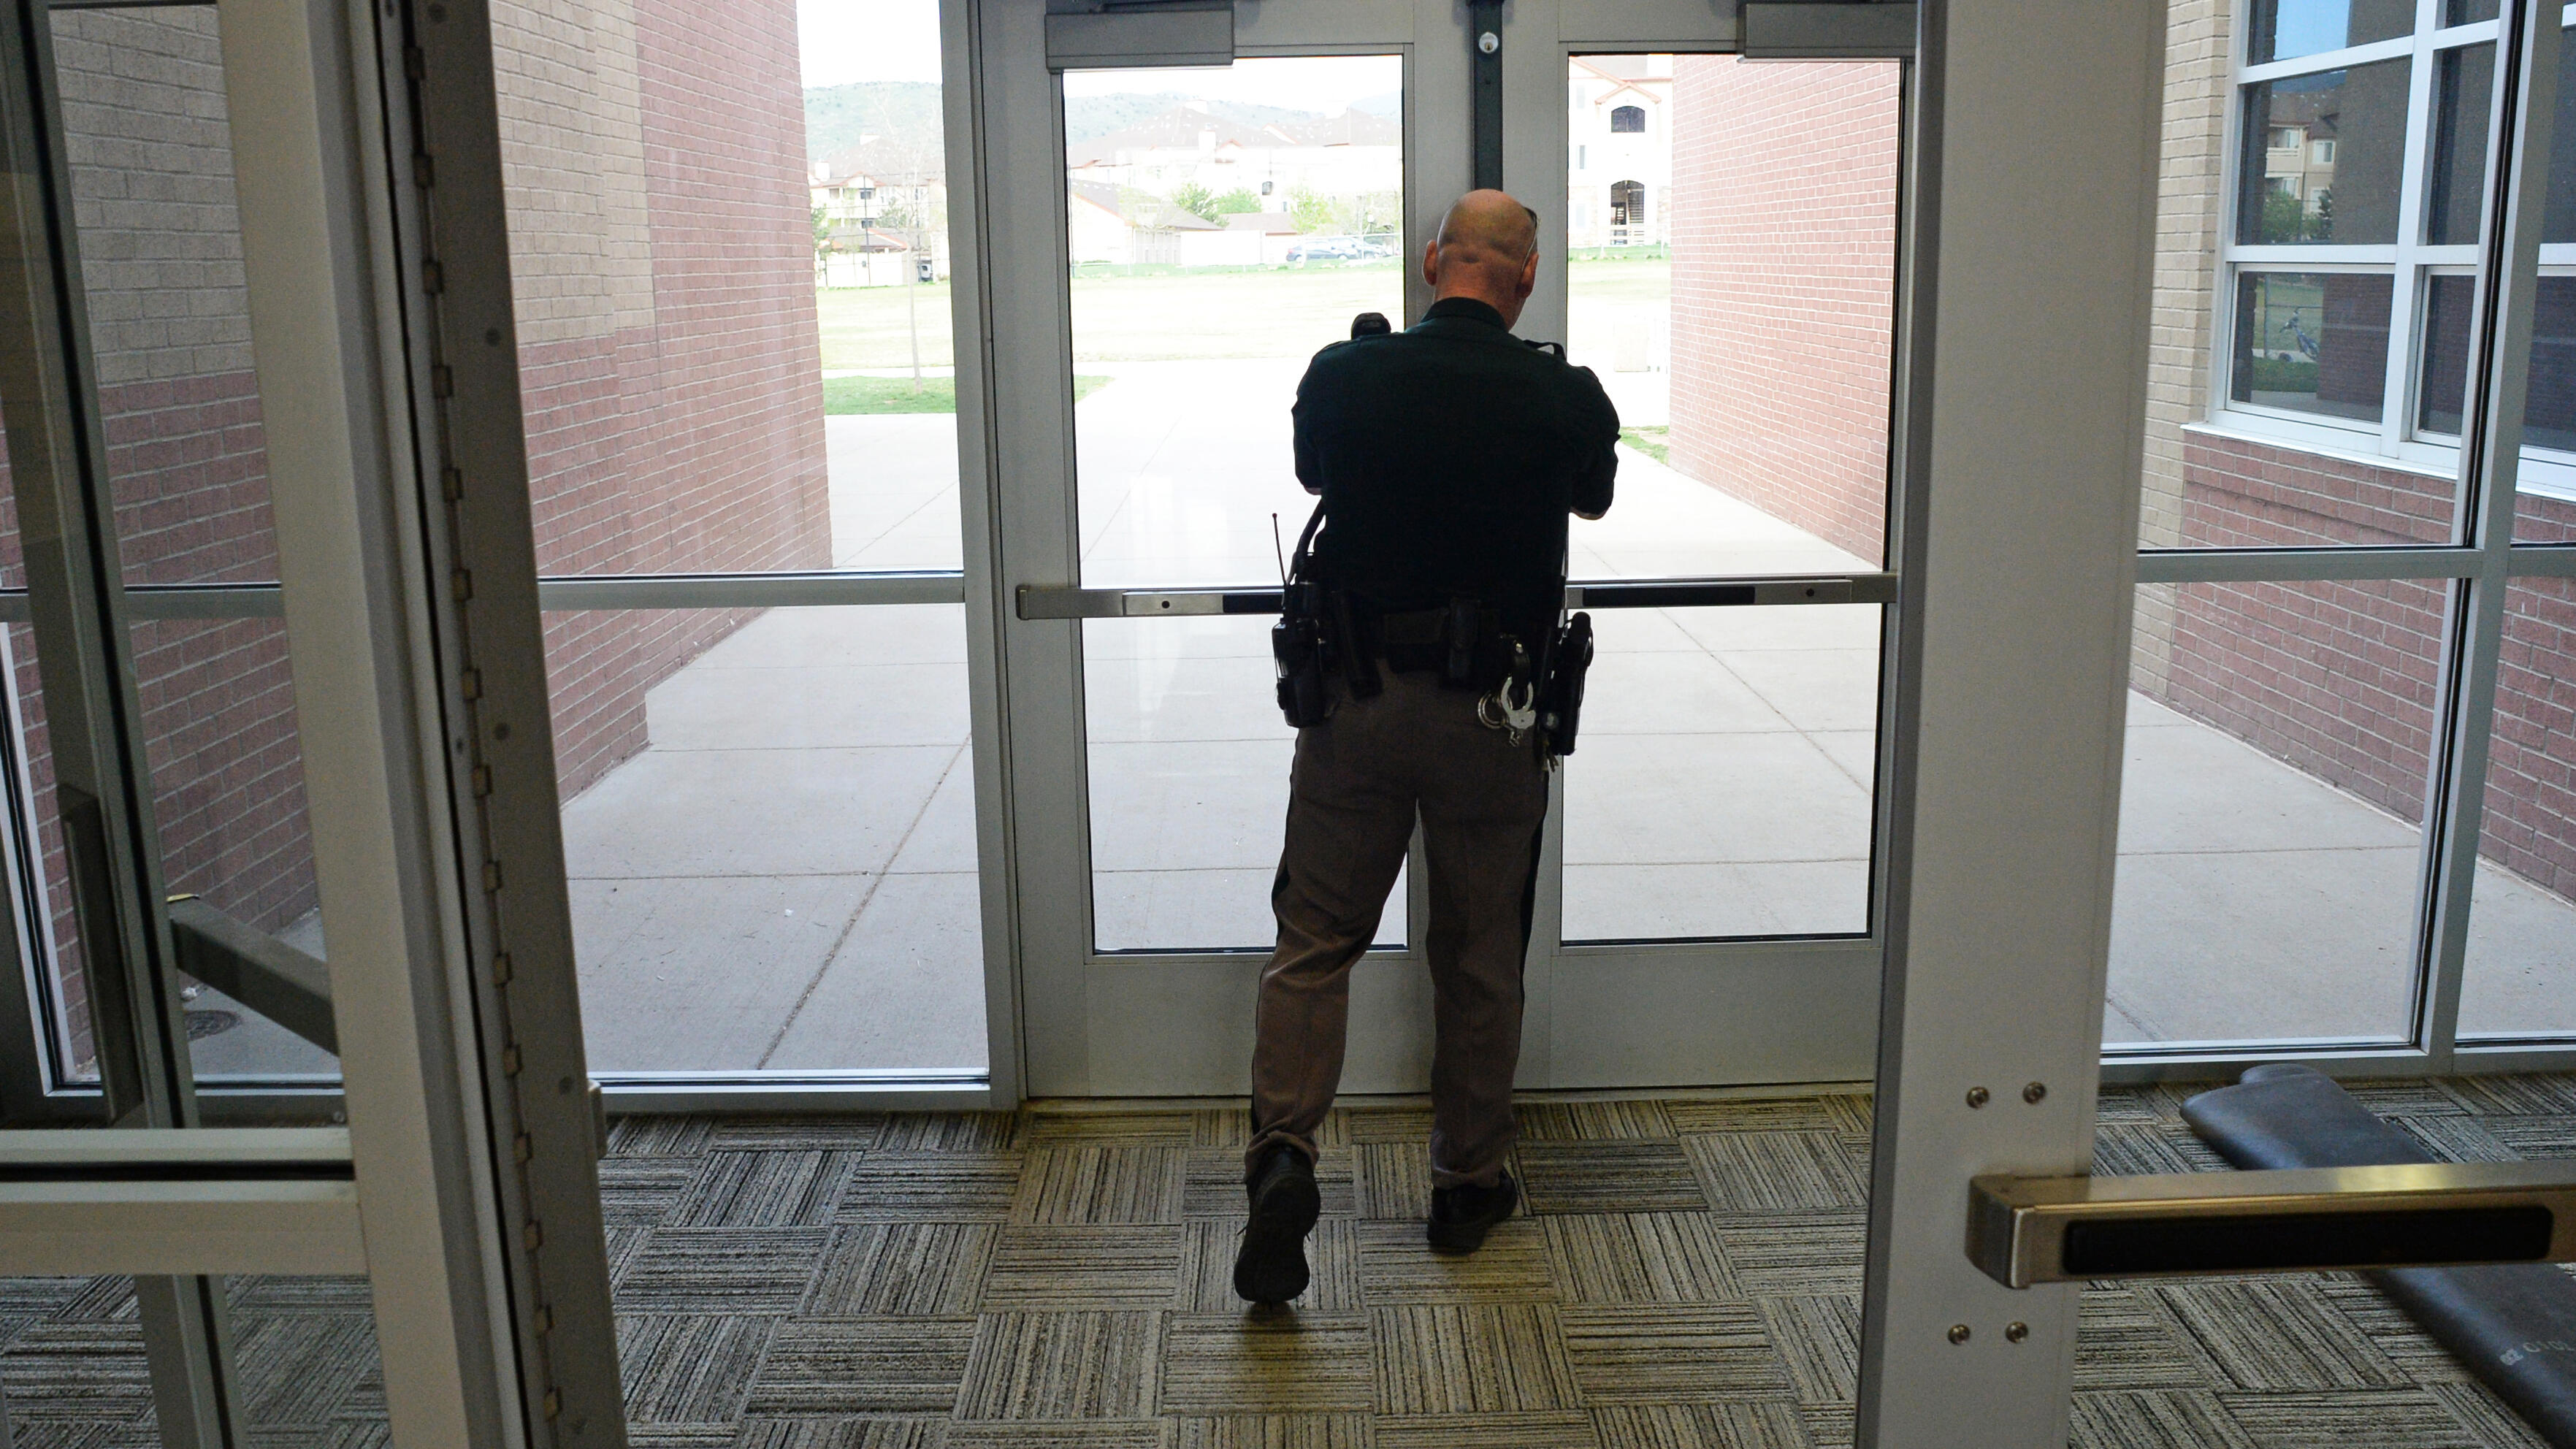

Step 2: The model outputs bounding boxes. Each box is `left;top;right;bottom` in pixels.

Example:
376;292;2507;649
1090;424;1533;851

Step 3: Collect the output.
2133;0;2231;696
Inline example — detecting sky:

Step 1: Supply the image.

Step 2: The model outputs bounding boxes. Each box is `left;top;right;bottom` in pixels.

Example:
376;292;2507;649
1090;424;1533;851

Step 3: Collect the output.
796;0;1402;115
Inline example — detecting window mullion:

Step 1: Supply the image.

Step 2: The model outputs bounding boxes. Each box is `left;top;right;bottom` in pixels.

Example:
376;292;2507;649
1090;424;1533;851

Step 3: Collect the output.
2381;27;2441;455
2419;1;2563;1063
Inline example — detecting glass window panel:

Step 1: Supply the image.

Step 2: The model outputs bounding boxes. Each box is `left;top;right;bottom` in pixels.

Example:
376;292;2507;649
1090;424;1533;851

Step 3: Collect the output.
2247;0;2415;65
2418;269;2475;436
1;1273;386;1435
2231;269;2393;425
50;7;280;586
2426;42;2496;246
1561;605;1879;942
130;616;333;1085
2445;0;2501;21
1570;55;1900;576
1062;57;1404;589
492;0;959;574
2459;574;2576;1039
2546;26;2575;244
545;604;985;1072
2238;59;2410;245
2422;275;2575;460
0;619;92;1087
33;9;338;1086
2110;578;2447;1048
1083;616;1404;953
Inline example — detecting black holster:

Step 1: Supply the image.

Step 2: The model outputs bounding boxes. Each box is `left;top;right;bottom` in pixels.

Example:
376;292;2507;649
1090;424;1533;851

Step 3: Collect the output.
1538;611;1594;756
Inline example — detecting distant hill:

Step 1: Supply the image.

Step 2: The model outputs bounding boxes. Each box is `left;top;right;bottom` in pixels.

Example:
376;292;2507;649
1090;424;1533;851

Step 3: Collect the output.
804;81;944;169
803;80;1356;175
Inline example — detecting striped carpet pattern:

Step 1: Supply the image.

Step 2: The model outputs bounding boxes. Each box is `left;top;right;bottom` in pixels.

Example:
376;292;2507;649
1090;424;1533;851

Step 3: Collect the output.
1;1076;2572;1447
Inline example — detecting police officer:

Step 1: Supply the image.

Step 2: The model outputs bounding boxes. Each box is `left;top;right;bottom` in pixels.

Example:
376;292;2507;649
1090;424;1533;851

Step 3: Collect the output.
1235;190;1618;1304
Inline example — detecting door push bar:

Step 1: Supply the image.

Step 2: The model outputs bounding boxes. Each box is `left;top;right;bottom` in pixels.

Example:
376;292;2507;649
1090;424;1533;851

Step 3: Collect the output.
1968;1163;2576;1288
1015;573;1898;621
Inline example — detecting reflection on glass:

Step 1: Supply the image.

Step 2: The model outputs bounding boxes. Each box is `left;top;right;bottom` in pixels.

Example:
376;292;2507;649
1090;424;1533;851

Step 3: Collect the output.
1562;605;1879;941
50;7;280;589
2547;28;2576;243
2460;575;2576;1039
0;622;87;1086
0;1273;389;1432
1084;616;1404;953
2247;0;2414;64
547;605;985;1072
492;0;956;575
2109;578;2446;1047
130;617;333;1083
1570;56;1900;576
2418;270;2475;436
2444;0;2500;24
2527;277;2576;455
2426;42;2494;247
1062;56;1404;589
2231;270;2392;423
2238;60;2409;245
2420;274;2574;456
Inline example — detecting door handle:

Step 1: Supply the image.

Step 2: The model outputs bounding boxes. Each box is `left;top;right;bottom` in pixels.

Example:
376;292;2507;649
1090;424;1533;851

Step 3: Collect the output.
1014;573;1899;620
1967;1162;2576;1288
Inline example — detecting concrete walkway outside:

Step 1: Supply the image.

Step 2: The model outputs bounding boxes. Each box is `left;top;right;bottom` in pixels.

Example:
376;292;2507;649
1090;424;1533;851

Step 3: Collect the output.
541;360;2576;1075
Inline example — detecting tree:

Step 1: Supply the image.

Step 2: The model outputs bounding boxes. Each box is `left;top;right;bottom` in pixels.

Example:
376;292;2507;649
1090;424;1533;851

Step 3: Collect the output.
1170;181;1219;222
1210;188;1262;217
1288;186;1336;233
813;205;834;256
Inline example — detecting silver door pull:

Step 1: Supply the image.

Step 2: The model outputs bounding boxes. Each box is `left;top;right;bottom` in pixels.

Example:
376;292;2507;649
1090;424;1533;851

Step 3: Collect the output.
1968;1163;2576;1288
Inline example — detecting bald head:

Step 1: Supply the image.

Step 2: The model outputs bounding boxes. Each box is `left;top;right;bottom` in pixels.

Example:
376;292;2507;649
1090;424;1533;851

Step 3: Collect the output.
1423;188;1540;327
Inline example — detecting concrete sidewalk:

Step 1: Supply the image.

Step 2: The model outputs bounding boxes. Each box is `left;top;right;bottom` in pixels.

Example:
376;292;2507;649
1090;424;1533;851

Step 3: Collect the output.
538;385;2576;1074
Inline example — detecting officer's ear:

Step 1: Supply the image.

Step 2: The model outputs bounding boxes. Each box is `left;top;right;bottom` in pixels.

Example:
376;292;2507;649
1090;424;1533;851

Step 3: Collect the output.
1515;247;1539;301
1421;238;1441;291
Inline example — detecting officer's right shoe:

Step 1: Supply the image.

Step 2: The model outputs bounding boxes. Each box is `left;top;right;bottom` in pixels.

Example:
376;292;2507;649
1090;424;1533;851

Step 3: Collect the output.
1426;1171;1519;1254
1234;1144;1322;1304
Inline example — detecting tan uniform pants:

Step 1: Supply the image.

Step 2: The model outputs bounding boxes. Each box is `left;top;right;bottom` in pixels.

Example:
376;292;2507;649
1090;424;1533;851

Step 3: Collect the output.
1246;669;1551;1190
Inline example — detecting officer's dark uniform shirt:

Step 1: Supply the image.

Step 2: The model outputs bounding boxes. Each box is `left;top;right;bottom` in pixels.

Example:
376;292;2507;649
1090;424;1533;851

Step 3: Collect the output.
1293;297;1619;648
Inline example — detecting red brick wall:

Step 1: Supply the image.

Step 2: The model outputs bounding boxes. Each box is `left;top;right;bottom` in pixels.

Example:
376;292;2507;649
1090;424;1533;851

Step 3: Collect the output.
0;0;832;1078
1664;57;1899;564
508;0;831;795
2156;435;2576;900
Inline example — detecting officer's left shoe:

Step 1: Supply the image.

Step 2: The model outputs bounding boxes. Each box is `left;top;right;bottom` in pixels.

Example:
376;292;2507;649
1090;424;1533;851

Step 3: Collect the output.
1234;1144;1321;1304
1427;1171;1519;1254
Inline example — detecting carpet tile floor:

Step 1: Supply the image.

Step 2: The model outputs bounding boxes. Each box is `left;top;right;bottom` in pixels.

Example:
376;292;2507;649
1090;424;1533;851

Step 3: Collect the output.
2;1077;2573;1447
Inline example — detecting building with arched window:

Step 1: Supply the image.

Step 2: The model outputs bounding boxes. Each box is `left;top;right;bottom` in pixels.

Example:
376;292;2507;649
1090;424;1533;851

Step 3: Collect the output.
1567;54;1670;248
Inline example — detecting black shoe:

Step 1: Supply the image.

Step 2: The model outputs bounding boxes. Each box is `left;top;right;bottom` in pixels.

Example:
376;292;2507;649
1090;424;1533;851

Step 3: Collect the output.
1234;1145;1321;1304
1426;1172;1518;1254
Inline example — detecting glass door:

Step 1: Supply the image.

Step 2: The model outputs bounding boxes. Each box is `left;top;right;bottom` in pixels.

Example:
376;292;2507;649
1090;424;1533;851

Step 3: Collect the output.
984;0;1914;1095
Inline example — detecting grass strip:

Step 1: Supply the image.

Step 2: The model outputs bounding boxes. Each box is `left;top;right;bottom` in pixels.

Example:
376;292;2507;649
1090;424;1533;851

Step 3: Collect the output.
1619;425;1670;465
822;373;1113;415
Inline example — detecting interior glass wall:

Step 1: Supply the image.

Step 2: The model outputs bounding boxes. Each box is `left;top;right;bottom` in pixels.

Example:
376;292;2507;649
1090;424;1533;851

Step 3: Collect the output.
0;4;333;1093
2119;1;2575;1056
2110;579;2448;1047
1556;56;1898;941
495;0;985;1077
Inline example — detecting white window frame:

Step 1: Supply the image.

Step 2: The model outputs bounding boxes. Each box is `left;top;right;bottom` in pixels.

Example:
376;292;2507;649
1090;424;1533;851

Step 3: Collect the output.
2210;0;2576;503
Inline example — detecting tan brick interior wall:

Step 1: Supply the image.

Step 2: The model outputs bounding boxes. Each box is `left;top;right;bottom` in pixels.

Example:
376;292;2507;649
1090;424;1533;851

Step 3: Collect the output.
1663;58;1899;565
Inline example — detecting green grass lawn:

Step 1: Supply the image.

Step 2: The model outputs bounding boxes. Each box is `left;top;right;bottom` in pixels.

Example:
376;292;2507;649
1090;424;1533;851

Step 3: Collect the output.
1619;425;1671;464
812;259;1670;370
822;372;1112;414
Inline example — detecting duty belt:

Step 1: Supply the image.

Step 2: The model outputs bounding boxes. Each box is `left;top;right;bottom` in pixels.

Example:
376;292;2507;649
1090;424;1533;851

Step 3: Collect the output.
1374;607;1451;675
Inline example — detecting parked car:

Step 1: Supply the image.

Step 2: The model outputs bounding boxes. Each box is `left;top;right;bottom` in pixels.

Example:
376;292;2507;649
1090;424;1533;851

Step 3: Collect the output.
1286;236;1366;265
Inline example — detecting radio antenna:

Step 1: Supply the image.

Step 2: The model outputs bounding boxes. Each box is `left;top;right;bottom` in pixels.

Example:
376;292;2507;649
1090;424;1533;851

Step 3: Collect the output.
1271;512;1288;585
